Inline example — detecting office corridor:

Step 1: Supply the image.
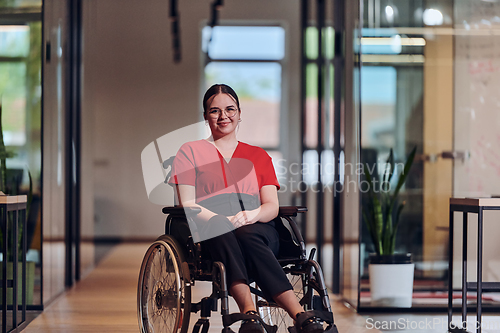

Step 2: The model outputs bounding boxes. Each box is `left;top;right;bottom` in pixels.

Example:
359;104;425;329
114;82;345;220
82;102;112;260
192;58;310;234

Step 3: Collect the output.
22;244;377;333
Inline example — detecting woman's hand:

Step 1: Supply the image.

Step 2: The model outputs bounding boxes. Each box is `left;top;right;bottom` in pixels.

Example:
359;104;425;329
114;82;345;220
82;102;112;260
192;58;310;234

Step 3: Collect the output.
230;208;261;228
230;185;279;228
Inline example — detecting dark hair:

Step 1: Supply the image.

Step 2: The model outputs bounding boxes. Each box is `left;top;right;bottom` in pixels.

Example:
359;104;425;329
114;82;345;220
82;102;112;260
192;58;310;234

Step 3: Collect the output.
202;84;240;114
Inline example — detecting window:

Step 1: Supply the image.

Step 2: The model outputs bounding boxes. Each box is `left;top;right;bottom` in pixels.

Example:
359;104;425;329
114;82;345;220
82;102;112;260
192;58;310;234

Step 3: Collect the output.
0;19;42;308
0;25;31;146
202;25;285;150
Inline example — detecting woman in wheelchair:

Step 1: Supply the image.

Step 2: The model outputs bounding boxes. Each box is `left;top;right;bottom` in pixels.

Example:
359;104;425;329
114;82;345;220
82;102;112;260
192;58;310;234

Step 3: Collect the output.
166;84;326;333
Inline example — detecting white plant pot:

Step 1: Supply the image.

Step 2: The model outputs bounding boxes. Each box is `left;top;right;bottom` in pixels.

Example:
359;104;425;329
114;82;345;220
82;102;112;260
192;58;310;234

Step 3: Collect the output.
369;262;415;307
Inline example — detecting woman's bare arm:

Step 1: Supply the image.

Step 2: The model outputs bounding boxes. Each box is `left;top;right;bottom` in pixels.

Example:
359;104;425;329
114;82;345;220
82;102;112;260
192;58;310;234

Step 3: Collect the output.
177;184;279;228
175;184;217;222
231;185;279;227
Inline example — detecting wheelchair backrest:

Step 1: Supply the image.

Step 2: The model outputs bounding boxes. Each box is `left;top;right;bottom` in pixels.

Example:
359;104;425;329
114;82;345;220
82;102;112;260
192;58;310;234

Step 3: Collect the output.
274;215;307;261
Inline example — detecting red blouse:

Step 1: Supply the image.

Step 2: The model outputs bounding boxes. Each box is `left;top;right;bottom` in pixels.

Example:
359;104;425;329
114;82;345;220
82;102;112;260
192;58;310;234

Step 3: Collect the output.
168;140;279;203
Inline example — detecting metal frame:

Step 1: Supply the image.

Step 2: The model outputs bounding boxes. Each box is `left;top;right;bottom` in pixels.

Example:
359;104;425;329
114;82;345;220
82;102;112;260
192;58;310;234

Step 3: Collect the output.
315;0;325;271
299;0;308;240
300;0;343;292
0;200;27;333
331;0;345;295
300;0;348;294
447;204;500;333
65;0;83;286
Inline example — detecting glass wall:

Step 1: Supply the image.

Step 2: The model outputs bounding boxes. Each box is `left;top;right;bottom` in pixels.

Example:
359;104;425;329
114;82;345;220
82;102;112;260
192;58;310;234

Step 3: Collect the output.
300;0;363;299
358;0;500;310
42;0;68;304
359;0;451;310
0;0;42;313
452;0;500;314
301;0;338;290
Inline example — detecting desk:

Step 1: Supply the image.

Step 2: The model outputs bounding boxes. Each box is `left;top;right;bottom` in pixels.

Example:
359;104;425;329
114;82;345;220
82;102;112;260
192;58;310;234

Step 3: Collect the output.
0;195;27;333
448;198;500;333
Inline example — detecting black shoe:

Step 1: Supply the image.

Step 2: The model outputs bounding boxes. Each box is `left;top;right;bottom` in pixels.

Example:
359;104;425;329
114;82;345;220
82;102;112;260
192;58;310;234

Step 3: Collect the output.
295;311;324;333
239;310;264;333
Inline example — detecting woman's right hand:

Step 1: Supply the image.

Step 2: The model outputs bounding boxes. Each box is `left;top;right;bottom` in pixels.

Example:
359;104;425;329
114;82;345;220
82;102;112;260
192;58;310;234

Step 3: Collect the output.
227;215;244;228
230;208;261;228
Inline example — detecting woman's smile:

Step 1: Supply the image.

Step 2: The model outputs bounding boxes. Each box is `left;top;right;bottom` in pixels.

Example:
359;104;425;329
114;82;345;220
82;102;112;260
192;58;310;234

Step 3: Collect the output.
206;93;241;138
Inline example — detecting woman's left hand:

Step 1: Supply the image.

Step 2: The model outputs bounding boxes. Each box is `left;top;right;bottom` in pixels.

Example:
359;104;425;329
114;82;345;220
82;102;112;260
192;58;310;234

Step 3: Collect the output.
230;208;261;228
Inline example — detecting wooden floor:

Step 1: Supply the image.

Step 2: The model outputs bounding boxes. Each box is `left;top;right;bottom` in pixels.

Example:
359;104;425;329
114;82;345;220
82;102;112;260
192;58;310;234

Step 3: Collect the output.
22;243;378;333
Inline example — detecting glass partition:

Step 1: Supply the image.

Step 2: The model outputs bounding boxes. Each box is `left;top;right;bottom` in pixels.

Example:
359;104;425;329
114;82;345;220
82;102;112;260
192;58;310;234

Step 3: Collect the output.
42;0;68;305
359;0;449;310
453;0;500;312
0;1;42;314
359;0;500;310
301;0;338;289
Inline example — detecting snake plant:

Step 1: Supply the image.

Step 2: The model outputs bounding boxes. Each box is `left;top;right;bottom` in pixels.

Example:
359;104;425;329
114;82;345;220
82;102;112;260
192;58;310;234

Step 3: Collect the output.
363;147;417;256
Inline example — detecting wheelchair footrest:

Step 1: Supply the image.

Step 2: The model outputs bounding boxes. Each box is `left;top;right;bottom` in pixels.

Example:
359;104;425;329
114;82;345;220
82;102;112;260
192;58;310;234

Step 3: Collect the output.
222;313;277;333
288;325;339;333
291;325;338;333
292;310;338;333
296;310;334;328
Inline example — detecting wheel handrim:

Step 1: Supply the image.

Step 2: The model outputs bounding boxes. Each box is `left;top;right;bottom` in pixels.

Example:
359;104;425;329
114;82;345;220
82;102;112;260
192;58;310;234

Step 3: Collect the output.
139;241;183;333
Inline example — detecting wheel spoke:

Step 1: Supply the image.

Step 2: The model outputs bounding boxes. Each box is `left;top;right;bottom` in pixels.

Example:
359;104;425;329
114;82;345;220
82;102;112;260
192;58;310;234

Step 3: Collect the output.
257;273;304;333
139;239;188;333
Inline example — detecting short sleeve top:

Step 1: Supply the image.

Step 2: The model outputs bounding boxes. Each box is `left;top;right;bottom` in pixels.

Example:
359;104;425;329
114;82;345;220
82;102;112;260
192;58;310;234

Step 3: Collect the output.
168;140;279;203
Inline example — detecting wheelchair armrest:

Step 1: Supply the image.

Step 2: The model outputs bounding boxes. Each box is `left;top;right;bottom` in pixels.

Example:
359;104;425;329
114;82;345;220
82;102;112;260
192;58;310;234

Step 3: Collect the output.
276;207;307;260
278;206;307;217
162;206;201;216
164;206;303;216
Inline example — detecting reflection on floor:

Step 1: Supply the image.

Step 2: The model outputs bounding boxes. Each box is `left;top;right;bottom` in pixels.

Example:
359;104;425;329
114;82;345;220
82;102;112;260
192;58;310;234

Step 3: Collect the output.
3;311;41;333
94;241;121;265
360;289;500;309
22;243;380;333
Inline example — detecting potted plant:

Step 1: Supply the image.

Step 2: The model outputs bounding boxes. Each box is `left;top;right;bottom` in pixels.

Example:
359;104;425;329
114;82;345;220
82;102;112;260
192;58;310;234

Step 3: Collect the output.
362;146;417;307
0;99;35;305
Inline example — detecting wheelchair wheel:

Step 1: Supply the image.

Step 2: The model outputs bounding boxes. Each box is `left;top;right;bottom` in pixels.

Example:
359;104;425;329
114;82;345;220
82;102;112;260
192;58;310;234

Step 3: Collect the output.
256;270;329;333
138;235;191;333
256;273;304;333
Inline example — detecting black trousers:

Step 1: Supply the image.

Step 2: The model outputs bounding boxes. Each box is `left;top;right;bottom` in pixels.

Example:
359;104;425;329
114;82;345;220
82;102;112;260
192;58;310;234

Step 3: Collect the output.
203;219;293;301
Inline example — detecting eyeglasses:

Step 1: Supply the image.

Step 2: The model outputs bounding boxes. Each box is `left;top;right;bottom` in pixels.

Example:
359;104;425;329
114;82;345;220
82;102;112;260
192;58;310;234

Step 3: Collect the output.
207;107;238;118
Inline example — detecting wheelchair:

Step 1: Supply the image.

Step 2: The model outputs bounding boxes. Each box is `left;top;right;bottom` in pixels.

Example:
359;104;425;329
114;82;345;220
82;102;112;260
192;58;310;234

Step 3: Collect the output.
137;204;339;333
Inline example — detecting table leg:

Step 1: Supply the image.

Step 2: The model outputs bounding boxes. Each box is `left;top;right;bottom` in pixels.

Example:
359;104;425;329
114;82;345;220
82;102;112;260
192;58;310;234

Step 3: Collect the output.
448;207;454;330
477;208;483;333
12;210;18;330
462;212;468;327
21;208;26;323
2;206;7;333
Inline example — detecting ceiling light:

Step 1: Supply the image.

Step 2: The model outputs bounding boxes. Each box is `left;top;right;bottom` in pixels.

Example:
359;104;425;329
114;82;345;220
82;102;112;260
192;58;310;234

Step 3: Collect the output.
0;25;29;33
423;8;444;26
385;6;395;24
361;37;426;46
